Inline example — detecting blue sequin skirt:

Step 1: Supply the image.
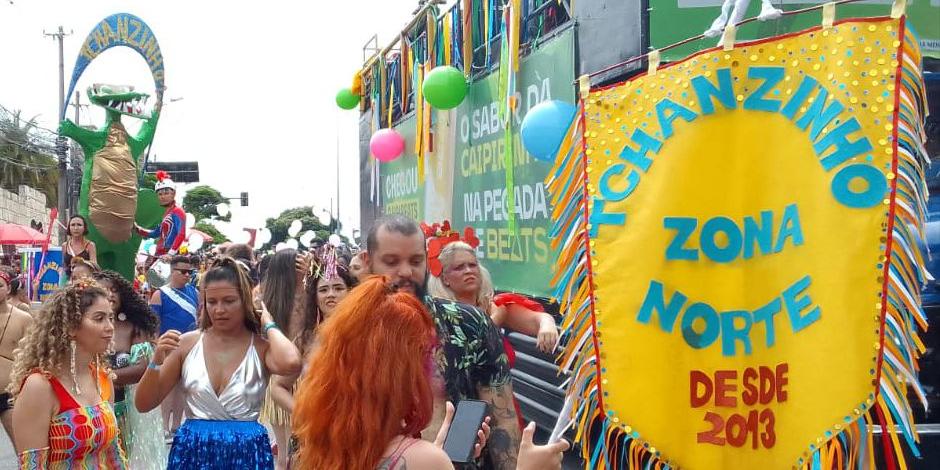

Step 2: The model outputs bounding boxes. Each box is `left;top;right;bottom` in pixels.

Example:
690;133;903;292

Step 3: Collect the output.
167;419;273;469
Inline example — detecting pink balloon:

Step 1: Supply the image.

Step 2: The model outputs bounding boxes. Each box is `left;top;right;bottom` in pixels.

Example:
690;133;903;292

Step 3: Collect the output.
370;128;405;162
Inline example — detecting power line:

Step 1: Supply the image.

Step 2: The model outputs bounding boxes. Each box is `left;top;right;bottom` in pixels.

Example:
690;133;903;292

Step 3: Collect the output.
0;148;57;167
0;103;63;139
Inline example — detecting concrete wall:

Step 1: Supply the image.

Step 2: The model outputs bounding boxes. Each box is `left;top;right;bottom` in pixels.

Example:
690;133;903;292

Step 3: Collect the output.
0;185;59;245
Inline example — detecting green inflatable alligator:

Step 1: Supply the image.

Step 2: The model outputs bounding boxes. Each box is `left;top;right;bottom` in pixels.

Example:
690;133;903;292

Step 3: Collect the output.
59;84;164;280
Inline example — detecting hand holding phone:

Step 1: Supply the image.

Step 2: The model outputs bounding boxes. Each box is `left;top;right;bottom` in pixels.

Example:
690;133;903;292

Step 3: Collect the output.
440;399;490;463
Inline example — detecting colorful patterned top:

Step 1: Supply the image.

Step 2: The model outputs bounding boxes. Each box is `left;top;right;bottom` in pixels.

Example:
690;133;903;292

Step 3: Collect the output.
18;367;127;469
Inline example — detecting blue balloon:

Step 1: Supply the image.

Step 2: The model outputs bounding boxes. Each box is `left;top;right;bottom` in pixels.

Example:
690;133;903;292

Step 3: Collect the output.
520;100;578;162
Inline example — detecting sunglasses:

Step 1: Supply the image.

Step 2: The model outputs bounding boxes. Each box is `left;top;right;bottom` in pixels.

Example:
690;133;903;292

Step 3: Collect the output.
173;268;196;275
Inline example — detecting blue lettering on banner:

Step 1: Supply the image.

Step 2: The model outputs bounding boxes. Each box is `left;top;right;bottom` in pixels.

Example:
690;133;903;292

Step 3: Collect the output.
590;65;886;237
634;276;822;356
63;13;165;118
661;204;804;263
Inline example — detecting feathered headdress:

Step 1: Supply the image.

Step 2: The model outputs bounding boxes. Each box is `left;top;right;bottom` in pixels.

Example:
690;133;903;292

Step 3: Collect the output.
421;220;480;277
154;170;175;192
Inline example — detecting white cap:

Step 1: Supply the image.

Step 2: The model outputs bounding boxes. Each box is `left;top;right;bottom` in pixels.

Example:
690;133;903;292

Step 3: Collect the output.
154;170;175;192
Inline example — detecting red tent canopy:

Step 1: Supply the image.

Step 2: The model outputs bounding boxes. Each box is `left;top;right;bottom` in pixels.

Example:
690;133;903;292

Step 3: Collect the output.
0;223;47;245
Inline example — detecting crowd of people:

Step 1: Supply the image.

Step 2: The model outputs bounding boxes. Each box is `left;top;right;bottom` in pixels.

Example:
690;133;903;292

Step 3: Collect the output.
0;210;570;469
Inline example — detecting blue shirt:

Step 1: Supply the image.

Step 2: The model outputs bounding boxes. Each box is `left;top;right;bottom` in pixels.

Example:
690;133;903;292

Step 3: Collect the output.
153;284;199;335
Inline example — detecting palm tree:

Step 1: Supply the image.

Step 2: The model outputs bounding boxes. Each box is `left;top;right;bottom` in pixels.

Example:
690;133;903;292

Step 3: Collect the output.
0;107;59;207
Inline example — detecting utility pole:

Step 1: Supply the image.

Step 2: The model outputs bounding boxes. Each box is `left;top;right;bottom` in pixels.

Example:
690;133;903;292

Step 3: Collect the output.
68;91;87;217
70;90;84;125
45;25;71;242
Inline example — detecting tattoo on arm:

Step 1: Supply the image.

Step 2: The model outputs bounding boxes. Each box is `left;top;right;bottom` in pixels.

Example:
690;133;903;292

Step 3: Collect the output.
479;384;521;470
486;428;517;469
376;458;407;470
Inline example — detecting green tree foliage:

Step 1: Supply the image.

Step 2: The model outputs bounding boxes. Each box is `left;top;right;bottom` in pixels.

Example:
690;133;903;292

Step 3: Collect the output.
183;185;231;222
193;220;229;247
0;108;59;207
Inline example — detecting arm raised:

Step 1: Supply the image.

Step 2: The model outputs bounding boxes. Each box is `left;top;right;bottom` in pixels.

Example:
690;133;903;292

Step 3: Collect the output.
134;330;197;412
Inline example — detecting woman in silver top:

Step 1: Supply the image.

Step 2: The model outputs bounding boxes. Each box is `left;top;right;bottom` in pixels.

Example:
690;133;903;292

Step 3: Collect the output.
134;257;302;469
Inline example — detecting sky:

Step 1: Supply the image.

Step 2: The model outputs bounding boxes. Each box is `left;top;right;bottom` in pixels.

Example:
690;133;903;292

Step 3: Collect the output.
0;0;423;241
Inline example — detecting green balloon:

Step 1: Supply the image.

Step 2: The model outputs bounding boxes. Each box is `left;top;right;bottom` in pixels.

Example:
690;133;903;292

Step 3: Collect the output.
422;66;468;110
336;88;360;110
135;188;163;227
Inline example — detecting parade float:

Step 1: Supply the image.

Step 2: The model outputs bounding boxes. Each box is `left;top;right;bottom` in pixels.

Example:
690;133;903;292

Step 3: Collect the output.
356;0;938;467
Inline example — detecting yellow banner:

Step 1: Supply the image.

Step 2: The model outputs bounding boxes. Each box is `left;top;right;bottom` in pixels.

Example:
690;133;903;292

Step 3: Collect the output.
553;17;929;470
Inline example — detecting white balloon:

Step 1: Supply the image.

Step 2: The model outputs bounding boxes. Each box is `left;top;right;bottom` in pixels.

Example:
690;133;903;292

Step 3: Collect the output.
299;230;316;247
217;223;240;243
153;261;171;279
258;228;273;244
216;203;230;217
188;233;205;251
328;234;342;247
232;230;251;245
185;213;196;229
147;244;157;256
317;212;331;226
288;220;303;238
275;242;288;252
285;238;299;250
253;233;266;250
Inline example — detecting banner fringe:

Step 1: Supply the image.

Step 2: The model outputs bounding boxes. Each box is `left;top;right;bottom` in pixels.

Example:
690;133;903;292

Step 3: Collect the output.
546;17;930;470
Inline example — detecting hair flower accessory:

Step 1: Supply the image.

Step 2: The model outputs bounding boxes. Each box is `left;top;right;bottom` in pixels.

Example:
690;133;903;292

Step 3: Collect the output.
421;220;480;277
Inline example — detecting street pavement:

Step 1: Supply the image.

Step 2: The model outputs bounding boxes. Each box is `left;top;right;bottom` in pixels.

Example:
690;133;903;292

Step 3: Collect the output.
0;430;15;470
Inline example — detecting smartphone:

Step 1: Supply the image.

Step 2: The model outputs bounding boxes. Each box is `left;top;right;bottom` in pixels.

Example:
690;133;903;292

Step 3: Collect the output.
442;399;489;463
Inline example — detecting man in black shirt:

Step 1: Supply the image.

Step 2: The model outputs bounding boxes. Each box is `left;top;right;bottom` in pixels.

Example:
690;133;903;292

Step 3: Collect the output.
364;215;522;469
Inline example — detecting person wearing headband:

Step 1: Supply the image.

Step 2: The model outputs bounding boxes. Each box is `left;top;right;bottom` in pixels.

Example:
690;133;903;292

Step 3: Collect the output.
134;256;302;468
68;258;101;284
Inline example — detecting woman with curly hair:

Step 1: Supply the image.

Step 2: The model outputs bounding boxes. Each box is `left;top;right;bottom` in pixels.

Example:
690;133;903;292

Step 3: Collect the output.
92;270;166;469
134;256;302;469
292;276;568;470
9;279;126;469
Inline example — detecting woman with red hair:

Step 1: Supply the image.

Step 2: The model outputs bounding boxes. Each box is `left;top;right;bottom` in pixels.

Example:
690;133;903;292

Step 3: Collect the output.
292;276;569;470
